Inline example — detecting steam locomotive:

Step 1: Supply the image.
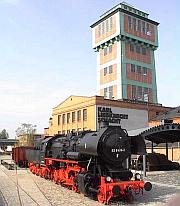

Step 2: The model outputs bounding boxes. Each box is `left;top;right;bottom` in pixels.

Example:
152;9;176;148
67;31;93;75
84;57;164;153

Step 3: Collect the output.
22;126;152;204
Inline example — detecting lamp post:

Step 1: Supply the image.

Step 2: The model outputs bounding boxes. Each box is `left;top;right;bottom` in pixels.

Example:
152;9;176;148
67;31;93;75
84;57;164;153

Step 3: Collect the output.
143;93;149;177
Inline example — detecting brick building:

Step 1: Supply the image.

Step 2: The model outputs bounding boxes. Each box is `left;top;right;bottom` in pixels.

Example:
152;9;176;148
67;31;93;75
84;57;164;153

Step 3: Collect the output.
44;95;170;136
91;2;158;103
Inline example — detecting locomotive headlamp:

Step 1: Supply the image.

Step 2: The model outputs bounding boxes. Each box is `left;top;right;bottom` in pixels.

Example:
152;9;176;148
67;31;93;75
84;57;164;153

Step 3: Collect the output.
106;176;111;182
135;173;141;181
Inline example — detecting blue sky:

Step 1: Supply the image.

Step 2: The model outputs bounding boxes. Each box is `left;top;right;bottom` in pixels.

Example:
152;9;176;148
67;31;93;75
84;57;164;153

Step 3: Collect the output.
0;0;179;138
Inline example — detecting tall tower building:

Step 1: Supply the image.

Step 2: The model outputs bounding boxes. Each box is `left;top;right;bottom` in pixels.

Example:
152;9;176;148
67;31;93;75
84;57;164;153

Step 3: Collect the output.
91;2;159;103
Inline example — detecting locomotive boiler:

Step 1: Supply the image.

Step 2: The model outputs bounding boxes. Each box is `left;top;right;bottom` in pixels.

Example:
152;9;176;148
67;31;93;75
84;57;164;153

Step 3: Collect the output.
26;126;152;204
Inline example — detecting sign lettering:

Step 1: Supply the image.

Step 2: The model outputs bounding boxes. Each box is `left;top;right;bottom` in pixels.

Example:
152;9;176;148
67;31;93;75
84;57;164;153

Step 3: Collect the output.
98;107;128;124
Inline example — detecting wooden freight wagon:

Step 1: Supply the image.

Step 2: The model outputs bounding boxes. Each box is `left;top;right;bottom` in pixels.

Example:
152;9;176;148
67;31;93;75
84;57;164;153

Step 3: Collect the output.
12;146;34;167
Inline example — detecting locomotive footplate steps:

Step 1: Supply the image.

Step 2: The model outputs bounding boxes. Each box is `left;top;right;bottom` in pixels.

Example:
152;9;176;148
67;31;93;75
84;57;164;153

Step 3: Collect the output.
97;176;152;204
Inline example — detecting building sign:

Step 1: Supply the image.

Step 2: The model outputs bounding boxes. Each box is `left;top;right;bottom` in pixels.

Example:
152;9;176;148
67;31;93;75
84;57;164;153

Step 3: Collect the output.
97;107;128;124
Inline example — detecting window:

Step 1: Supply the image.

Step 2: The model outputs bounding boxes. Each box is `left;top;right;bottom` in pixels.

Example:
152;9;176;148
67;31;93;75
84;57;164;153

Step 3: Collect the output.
62;114;65;124
137;66;141;74
109;45;112;53
67;130;70;134
67;113;70;124
146;23;150;33
104;87;108;98
104;67;107;76
137;20;141;32
142;47;146;55
142;21;145;34
137;86;143;99
131;64;136;72
62;130;65;135
104;48;107;56
83;109;87;121
132;85;136;99
77;110;81;121
110;17;113;29
58;115;61;126
136;45;141;54
109;65;113;74
104;86;113;99
143;87;149;101
132;18;136;31
98;24;101;37
102;22;105;34
72;112;75;123
104;65;113;75
109;86;113;99
130;44;134;52
106;19;109;32
143;67;147;75
144;87;148;94
128;16;132;29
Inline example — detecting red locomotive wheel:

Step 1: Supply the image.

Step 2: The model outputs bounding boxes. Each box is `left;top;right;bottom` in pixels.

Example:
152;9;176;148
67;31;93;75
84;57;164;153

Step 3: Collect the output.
53;170;59;183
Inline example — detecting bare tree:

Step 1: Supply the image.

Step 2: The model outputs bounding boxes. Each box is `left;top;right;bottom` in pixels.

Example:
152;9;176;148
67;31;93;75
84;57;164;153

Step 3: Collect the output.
15;123;37;137
0;129;9;139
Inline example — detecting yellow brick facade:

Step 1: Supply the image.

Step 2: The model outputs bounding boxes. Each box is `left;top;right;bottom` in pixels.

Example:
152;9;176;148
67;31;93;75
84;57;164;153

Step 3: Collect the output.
100;42;117;65
100;64;117;85
100;85;117;98
45;95;170;135
44;96;97;136
95;14;116;44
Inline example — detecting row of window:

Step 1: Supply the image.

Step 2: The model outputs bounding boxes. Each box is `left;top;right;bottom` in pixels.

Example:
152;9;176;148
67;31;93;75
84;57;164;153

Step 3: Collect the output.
104;65;113;76
130;64;148;75
98;17;113;37
58;109;87;125
104;86;113;99
128;16;152;36
58;128;88;135
131;85;149;101
103;45;112;56
129;43;147;55
123;5;147;18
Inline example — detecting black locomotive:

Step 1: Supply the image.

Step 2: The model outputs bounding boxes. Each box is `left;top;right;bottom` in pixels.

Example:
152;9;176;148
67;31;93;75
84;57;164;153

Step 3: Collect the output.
25;126;151;204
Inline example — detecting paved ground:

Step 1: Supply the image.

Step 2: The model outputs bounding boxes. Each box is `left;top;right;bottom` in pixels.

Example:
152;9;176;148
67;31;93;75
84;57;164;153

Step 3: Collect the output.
0;155;179;206
0;192;6;206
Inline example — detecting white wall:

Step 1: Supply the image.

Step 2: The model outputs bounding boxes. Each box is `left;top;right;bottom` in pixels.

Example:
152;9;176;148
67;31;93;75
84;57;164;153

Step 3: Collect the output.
96;105;148;131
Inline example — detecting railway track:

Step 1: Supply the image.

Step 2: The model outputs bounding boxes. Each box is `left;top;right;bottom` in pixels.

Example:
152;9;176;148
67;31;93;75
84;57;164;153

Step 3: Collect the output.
0;165;52;206
0;189;8;206
26;170;54;206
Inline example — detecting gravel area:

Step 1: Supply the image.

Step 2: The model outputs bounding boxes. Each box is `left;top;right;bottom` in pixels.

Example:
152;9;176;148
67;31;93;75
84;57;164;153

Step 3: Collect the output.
0;155;179;206
0;192;6;206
